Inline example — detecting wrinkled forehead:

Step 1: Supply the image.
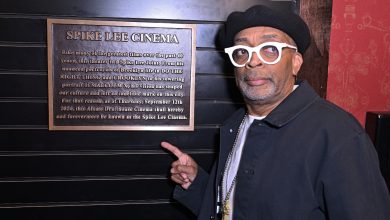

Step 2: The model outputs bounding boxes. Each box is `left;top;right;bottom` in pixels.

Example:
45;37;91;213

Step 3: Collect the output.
234;26;294;45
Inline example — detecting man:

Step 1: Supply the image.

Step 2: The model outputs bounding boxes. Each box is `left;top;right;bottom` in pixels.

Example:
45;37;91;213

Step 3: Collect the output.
161;4;390;220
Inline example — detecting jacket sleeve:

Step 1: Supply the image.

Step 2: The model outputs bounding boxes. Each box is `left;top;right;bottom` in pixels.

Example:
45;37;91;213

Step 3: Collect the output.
322;132;390;220
173;165;211;215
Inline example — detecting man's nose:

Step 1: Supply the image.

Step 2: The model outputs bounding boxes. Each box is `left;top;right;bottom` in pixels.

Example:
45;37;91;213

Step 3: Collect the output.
246;51;263;68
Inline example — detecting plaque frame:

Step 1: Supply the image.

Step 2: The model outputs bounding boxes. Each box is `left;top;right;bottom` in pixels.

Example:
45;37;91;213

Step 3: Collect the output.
47;18;196;131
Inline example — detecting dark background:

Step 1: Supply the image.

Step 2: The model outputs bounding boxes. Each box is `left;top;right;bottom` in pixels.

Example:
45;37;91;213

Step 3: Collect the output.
0;0;332;219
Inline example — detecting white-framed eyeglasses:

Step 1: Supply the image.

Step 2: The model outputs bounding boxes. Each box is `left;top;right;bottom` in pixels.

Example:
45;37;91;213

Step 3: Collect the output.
224;41;298;67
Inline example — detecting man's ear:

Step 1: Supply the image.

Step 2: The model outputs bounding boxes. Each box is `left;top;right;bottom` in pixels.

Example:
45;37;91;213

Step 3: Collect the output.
292;53;303;76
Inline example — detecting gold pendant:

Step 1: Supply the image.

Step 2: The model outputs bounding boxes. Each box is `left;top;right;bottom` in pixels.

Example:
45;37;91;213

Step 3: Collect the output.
222;201;230;220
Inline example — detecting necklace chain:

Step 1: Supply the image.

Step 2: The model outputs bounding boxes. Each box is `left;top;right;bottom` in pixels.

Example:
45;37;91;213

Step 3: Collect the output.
221;113;247;214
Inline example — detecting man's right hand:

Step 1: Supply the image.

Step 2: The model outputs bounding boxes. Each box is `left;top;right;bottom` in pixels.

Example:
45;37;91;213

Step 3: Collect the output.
161;141;198;189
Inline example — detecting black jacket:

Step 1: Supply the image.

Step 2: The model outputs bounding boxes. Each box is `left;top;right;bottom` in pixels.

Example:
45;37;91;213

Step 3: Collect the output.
174;81;390;220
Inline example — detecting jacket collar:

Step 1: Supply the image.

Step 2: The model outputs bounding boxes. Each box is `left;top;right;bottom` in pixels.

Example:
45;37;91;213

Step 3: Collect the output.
263;80;319;128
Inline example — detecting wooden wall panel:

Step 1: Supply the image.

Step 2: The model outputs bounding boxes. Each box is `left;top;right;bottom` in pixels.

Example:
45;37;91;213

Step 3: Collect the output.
0;0;331;219
0;74;47;97
1;204;194;220
0;153;214;177
0;18;46;43
0;179;174;203
299;0;333;97
0;128;220;150
0;47;46;71
0;0;291;21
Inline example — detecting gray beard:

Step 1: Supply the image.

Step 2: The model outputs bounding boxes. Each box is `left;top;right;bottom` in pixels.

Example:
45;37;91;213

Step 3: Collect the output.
236;72;276;104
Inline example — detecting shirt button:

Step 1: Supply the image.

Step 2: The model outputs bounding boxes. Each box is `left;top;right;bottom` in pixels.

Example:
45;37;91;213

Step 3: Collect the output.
229;129;233;133
210;215;215;219
244;169;254;175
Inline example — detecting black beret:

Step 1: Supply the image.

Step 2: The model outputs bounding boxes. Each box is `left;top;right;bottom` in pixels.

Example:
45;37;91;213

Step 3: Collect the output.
219;5;311;53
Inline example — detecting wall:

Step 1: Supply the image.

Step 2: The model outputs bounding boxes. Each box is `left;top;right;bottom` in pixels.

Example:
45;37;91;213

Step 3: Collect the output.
327;0;390;125
0;1;306;219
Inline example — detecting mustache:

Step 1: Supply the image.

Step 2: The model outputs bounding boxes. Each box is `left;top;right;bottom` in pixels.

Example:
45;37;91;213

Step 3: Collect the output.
240;71;274;83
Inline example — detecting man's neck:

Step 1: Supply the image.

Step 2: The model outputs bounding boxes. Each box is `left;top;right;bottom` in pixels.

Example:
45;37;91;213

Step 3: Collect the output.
246;100;282;117
246;84;299;117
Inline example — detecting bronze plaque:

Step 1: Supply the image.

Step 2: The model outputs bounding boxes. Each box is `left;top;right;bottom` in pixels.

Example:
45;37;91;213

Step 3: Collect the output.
47;19;196;130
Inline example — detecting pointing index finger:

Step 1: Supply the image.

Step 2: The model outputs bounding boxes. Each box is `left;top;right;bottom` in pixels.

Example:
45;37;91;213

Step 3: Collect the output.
161;141;184;158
